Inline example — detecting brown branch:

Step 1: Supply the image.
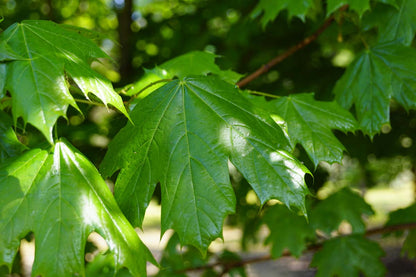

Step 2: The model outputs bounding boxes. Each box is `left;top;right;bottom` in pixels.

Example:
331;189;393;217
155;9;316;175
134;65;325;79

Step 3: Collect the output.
236;5;349;88
178;222;416;274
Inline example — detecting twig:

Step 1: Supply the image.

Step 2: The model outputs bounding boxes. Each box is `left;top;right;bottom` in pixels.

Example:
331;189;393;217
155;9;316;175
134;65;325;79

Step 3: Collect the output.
178;222;416;273
237;5;349;88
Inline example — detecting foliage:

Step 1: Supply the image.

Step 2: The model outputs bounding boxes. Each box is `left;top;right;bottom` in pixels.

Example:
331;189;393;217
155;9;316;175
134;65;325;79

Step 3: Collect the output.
1;0;416;276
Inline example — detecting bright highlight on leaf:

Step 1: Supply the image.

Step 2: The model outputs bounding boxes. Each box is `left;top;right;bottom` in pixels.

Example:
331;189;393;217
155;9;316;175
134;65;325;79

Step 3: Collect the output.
269;93;357;167
0;20;128;143
310;187;374;235
101;76;310;252
0;140;150;276
334;41;416;137
311;235;386;277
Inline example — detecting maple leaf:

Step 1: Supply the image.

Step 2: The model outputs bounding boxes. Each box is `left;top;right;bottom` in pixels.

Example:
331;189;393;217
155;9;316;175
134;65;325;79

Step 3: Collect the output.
0;111;27;163
251;0;314;28
0;140;150;276
269;93;357;167
326;0;370;17
101;76;310;252
263;204;315;257
311;235;386;277
310;187;374;235
0;20;128;143
124;51;242;99
365;0;416;46
334;41;416;137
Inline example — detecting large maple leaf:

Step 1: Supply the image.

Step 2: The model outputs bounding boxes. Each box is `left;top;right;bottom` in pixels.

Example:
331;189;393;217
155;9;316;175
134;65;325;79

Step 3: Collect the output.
101;76;310;252
0;140;150;276
0;20;128;143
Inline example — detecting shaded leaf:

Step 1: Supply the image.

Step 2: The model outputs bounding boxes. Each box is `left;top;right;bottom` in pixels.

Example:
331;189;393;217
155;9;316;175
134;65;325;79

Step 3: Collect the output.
263;204;315;257
0;140;150;276
0;20;128;143
0;64;5;99
0;111;27;163
365;0;416;46
311;235;385;277
269;93;357;167
251;0;314;28
310;187;374;234
101;76;310;252
125;51;242;98
327;0;370;17
0;41;22;61
334;41;416;137
386;203;416;258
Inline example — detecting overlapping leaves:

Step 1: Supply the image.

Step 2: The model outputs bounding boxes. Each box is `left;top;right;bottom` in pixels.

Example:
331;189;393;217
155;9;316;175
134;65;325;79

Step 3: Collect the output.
0;140;149;276
0;111;27;163
101;76;310;252
0;20;128;142
334;41;416;137
268;93;357;167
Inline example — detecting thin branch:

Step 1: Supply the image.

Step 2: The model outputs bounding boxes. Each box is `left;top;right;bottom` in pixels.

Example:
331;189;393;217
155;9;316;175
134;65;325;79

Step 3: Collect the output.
74;98;106;106
237;5;349;88
246;90;281;99
178;222;416;273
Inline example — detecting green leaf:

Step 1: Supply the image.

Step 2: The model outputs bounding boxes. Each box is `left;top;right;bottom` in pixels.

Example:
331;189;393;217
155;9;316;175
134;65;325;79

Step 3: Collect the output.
310;187;374;234
0;20;128;143
334;48;392;137
368;0;416;46
334;41;416;137
250;0;314;28
311;235;385;277
386;203;416;258
0;41;22;61
0;140;150;276
327;0;370;17
269;93;357;167
0;111;27;163
125;51;242;98
0;64;5;99
101;76;310;252
263;204;315;257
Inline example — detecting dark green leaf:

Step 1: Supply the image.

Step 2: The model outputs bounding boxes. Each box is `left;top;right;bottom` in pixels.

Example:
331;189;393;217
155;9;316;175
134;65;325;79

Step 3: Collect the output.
310;187;374;234
327;0;370;17
334;41;416;137
0;64;5;99
101;76;310;252
269;93;357;167
251;0;314;28
0;20;128;142
0;140;150;276
0;111;27;163
263;204;315;257
311;235;385;277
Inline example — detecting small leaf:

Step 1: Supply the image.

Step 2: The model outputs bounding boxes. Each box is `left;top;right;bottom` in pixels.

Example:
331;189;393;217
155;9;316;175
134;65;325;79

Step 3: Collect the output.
263;204;315;257
0;20;128;143
310;187;374;234
101;76;310;252
251;0;314;28
126;51;242;97
311;235;386;277
0;111;27;163
269;93;357;167
327;0;370;17
0;140;150;276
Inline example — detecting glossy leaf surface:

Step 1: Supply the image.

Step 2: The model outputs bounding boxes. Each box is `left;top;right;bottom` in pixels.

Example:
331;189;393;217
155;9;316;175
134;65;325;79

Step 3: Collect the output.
270;93;357;167
101;76;310;252
0;141;149;276
263;204;315;257
310;187;374;235
311;235;385;277
0;20;128;142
